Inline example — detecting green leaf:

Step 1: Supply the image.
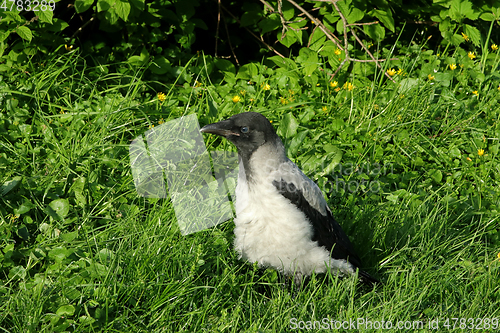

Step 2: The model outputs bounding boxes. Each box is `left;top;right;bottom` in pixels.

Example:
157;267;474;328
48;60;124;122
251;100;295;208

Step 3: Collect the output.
48;247;72;262
16;26;32;42
372;9;394;32
278;30;298;48
56;304;76;317
464;24;481;47
97;0;113;12
428;169;443;183
38;9;53;24
0;176;22;196
258;13;281;34
320;145;343;176
449;0;478;21
115;0;131;21
215;59;236;75
236;63;259;80
288;130;309;156
149;56;171;75
241;10;263;27
363;24;385;42
346;8;364;24
480;12;496;21
277;113;299;139
48;199;70;219
14;200;35;215
8;266;26;280
75;0;94;13
308;28;327;52
130;0;145;10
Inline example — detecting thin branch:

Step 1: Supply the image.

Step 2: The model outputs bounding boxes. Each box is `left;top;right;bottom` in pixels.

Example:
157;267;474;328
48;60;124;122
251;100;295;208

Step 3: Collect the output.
221;11;240;66
218;1;286;58
286;0;343;50
215;0;221;57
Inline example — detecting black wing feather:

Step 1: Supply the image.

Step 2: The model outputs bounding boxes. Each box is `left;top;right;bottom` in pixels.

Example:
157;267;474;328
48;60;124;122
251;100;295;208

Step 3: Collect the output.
273;179;379;284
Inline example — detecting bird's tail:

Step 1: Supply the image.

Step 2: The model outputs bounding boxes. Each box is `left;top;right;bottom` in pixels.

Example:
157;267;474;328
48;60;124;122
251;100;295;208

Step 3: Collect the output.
358;269;380;285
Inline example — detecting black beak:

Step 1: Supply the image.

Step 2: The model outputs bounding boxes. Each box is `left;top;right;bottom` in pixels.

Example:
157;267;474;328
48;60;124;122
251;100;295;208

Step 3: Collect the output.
200;121;240;138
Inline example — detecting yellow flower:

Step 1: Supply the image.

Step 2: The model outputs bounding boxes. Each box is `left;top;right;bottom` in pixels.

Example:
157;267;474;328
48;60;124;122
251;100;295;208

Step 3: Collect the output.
343;82;354;91
498;84;500;91
468;51;476;60
322;106;328;112
449;63;457;70
330;81;338;88
387;68;396;76
158;92;167;102
334;87;341;92
497;252;500;261
478;149;484;156
232;95;241;103
240;90;246;96
334;48;341;56
467;157;472;161
311;20;315;24
461;32;469;41
262;83;271;91
397;68;403;75
65;44;73;51
472;90;478;96
428;74;435;81
492;44;499;51
195;81;202;87
280;97;287;104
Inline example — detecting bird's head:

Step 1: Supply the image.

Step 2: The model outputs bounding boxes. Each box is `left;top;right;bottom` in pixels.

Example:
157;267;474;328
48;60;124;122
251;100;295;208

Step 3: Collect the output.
200;112;280;158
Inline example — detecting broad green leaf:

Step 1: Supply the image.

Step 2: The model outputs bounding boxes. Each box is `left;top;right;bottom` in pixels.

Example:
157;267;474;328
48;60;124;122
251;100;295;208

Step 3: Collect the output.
215;59;235;75
363;24;385;42
97;0;113;12
241;10;262;27
428;169;443;183
75;0;94;13
149;56;171;75
288;130;309;156
282;1;295;20
258;13;281;34
130;0;145;10
308;28;327;51
16;26;32;42
449;0;478;21
48;19;69;32
277;113;299;139
236;63;259;80
115;0;131;21
48;247;70;261
346;8;364;24
320;144;343;176
14;200;35;215
8;266;26;280
0;176;22;196
267;56;297;70
48;199;70;219
38;8;53;24
56;304;76;317
464;24;481;47
480;12;495;21
278;30;298;48
373;9;394;32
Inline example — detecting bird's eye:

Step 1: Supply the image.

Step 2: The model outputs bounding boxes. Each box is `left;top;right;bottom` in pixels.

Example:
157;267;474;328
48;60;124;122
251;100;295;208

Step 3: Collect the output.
241;126;249;133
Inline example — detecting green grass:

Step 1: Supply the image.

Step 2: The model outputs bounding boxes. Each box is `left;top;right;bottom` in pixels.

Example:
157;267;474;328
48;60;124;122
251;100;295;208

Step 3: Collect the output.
1;50;499;332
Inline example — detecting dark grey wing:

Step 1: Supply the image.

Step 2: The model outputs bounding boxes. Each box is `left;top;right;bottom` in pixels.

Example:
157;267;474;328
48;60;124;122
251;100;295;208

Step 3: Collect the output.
272;178;363;268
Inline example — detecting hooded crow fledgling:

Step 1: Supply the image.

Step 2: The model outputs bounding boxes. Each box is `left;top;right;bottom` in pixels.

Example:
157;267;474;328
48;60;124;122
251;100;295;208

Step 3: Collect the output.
201;112;378;285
